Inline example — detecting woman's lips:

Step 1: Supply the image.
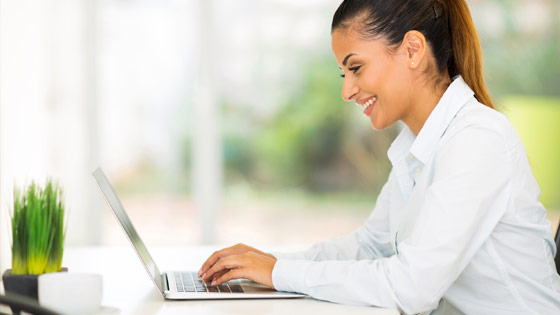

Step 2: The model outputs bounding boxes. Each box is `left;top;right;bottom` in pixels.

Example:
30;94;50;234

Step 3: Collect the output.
356;96;377;116
364;100;375;116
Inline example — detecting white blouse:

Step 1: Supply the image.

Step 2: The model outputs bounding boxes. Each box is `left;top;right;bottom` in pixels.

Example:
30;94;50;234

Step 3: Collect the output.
271;76;560;314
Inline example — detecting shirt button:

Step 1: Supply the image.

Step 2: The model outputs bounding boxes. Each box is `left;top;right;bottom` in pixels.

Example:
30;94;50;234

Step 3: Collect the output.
416;167;422;173
408;154;414;160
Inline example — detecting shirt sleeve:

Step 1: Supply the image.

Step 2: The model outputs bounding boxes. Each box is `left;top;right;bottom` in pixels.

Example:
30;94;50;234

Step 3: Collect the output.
272;173;395;261
272;127;512;314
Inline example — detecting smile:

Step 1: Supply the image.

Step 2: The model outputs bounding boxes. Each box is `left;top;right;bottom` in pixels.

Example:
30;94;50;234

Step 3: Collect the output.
356;96;377;116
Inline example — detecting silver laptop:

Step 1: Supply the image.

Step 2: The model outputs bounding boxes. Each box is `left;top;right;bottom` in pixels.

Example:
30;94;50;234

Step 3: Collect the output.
92;167;305;300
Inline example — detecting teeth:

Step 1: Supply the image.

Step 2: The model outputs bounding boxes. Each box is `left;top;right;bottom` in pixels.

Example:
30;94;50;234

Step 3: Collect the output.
365;97;376;107
356;96;377;108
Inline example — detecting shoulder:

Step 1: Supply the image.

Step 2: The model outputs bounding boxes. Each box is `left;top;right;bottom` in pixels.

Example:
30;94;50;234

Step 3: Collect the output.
443;98;521;151
434;98;522;173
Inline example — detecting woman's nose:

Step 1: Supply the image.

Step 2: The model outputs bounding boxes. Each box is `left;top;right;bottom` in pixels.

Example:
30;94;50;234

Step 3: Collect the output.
341;77;359;101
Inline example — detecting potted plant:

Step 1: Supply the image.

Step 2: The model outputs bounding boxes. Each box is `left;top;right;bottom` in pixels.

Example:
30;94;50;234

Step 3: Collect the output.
2;179;67;302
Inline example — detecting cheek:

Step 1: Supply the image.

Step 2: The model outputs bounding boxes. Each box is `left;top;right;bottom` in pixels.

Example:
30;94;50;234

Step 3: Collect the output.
369;82;407;130
359;58;408;128
374;66;408;116
361;59;399;98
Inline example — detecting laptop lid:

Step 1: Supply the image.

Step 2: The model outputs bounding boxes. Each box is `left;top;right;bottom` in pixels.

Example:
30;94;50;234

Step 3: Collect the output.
92;167;164;294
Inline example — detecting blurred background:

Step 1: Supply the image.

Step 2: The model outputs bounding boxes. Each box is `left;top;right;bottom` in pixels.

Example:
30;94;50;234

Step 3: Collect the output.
1;0;559;272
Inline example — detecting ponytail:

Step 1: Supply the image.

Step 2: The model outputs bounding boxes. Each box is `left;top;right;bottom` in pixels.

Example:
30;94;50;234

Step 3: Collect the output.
332;0;495;109
446;0;494;109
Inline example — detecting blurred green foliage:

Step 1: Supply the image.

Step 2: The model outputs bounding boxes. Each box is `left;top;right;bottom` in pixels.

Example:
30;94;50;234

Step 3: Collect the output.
504;96;560;209
482;0;560;99
252;57;352;190
222;56;397;195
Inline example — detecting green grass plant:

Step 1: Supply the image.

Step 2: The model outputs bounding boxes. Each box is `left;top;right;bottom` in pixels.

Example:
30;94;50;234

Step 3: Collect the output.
11;179;66;275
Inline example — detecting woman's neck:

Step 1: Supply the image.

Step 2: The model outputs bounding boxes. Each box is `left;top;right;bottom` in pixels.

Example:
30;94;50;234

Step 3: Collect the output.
404;75;452;136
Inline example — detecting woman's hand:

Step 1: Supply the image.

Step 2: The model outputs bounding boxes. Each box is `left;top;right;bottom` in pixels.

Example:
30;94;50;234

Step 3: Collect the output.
198;243;277;288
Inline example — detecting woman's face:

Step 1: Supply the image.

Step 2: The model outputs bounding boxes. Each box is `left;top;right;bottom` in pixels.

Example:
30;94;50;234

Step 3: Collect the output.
331;27;413;130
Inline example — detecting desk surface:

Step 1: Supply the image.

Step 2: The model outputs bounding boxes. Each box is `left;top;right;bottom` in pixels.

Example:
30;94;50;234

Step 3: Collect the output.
2;246;399;315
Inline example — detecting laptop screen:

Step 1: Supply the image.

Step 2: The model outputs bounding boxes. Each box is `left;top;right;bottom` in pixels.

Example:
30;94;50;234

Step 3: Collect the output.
92;167;164;293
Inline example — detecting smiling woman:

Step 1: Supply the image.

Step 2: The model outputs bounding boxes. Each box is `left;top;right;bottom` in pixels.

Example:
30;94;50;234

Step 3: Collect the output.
331;0;492;135
332;29;438;132
198;0;560;314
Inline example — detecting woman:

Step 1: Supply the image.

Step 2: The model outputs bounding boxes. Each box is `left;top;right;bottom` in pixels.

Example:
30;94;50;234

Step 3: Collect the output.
199;0;560;313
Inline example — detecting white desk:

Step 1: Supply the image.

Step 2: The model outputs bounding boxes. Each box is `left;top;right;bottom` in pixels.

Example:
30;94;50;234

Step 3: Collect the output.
3;246;399;315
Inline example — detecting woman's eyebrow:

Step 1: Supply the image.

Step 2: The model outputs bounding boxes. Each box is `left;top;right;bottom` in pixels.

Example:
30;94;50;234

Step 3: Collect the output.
342;53;356;67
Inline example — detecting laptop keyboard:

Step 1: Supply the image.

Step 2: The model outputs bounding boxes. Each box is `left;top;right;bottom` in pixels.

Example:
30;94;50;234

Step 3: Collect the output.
174;272;244;293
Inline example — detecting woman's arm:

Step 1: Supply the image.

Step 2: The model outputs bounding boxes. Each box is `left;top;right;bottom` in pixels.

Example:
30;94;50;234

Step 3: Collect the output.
272;127;512;313
201;126;513;315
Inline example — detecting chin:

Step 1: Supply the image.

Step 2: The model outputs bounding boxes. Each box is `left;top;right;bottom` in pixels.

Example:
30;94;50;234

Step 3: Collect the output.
369;119;390;131
370;123;382;131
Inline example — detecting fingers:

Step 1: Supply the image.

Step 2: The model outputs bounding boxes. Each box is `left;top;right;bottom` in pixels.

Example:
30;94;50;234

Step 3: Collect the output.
209;269;229;283
202;254;243;283
198;243;275;286
199;246;236;277
211;268;244;286
199;243;252;277
203;251;276;288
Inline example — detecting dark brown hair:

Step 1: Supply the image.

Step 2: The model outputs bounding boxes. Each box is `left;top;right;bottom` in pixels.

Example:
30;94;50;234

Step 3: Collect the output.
332;0;494;109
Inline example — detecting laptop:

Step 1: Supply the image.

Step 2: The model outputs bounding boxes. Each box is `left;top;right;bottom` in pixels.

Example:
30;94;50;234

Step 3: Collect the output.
92;167;305;300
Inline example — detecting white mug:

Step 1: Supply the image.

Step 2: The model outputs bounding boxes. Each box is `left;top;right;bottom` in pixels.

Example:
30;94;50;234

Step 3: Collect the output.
38;272;103;315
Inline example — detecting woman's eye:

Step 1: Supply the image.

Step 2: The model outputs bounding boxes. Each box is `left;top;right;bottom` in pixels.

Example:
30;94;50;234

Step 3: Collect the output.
349;65;361;73
339;66;361;78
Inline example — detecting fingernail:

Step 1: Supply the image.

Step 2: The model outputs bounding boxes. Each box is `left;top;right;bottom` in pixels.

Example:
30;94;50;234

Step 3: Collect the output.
211;280;216;286
202;272;206;279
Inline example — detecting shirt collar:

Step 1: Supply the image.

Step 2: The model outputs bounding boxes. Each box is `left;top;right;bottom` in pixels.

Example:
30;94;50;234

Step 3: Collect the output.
388;75;474;166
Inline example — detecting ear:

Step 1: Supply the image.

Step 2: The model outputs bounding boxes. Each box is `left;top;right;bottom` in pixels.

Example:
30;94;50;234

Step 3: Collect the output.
403;30;426;69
